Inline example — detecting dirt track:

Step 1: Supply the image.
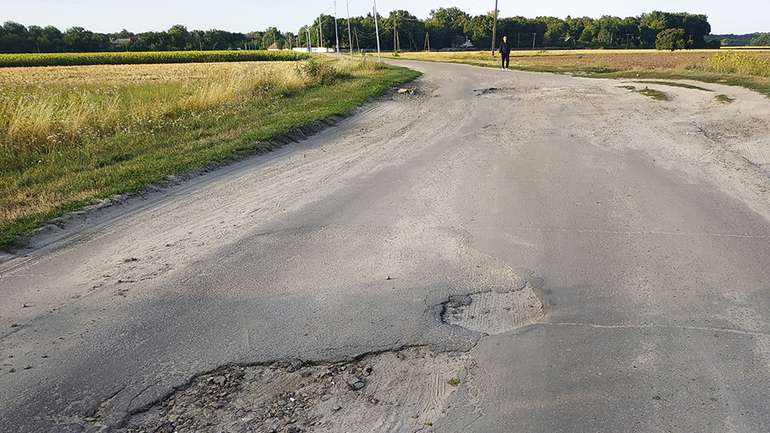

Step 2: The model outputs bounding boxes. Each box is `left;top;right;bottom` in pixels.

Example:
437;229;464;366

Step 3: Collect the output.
1;60;769;433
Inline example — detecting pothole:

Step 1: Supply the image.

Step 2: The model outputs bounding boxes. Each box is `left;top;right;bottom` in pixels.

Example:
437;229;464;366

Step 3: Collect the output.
441;284;545;335
117;347;471;433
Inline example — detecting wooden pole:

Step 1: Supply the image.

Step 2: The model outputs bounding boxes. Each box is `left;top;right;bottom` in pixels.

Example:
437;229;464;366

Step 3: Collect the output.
346;0;353;57
334;1;340;53
373;0;382;61
491;0;498;57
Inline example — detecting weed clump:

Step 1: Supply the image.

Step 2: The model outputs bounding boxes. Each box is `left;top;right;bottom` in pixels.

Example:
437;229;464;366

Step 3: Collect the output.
299;58;351;84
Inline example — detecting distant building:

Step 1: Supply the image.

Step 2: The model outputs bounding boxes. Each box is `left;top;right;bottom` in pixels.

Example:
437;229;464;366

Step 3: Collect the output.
110;38;134;47
459;38;476;49
267;42;280;51
292;47;336;53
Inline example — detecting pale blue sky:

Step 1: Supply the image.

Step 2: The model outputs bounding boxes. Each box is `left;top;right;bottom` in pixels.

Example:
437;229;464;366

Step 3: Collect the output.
2;0;767;34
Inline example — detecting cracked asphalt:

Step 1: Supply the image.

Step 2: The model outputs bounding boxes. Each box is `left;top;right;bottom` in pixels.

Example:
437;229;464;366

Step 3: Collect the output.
1;60;770;432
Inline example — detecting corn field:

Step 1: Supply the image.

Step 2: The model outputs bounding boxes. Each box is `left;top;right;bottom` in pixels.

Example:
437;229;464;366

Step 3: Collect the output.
0;50;309;68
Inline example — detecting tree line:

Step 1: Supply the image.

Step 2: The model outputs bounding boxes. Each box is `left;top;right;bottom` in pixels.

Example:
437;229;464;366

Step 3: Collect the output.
710;33;770;46
0;22;276;53
298;9;717;52
1;9;717;54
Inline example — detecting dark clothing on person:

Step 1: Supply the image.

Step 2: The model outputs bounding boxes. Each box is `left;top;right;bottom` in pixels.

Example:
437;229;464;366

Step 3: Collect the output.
499;40;511;69
499;41;511;56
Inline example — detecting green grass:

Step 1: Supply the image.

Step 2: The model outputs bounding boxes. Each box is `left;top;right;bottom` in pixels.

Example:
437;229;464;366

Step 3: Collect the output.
0;50;309;67
634;80;713;91
715;94;735;103
636;87;671;100
618;85;671;101
0;60;419;247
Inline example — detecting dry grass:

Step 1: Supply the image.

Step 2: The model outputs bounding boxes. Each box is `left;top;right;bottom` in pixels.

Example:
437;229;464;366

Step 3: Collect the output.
0;59;378;173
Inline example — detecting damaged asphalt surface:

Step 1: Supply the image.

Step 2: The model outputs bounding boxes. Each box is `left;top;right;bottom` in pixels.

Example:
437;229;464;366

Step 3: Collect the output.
2;60;770;432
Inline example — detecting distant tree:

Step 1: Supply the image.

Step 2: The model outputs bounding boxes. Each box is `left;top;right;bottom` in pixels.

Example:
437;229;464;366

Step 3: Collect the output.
63;27;109;52
579;22;598;47
0;21;33;53
540;16;569;47
426;7;469;48
464;13;494;49
596;16;622;47
752;33;770;46
656;28;686;51
167;25;190;50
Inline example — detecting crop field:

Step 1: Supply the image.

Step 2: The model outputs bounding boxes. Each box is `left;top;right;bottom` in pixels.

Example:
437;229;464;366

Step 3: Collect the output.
394;49;770;95
0;58;419;246
0;50;309;68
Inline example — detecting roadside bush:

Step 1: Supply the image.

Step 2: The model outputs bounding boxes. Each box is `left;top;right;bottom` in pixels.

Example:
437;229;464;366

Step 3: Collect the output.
299;58;351;84
656;28;687;51
751;33;770;46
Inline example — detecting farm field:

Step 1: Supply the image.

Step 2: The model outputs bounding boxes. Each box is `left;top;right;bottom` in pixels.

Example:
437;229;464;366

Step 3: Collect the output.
0;50;309;67
393;49;770;96
0;58;419;246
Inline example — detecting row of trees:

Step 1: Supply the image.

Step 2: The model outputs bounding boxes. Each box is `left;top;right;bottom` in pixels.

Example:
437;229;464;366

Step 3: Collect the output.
0;9;716;54
752;33;770;46
0;22;265;53
298;9;717;52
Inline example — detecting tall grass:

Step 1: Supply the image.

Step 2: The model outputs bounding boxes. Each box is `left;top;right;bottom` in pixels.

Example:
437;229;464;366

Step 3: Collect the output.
0;50;309;68
0;59;367;173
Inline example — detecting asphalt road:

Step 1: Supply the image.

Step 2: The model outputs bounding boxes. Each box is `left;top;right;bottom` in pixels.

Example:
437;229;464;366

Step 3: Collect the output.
1;60;769;432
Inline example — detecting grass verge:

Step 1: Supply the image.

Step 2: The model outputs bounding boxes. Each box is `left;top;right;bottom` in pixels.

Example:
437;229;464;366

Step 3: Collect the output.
617;85;671;101
0;59;419;248
715;94;735;103
634;80;713;91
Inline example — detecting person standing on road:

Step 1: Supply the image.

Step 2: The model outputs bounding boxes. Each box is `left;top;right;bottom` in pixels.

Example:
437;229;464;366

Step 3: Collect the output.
499;36;511;70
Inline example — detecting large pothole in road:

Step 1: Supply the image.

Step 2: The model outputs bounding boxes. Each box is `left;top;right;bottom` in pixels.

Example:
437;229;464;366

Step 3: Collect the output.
441;285;545;335
118;348;471;433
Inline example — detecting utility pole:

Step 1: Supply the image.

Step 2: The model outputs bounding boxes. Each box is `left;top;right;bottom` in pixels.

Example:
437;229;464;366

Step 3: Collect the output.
373;0;382;61
346;0;353;57
307;28;312;52
318;15;324;50
425;32;431;52
393;12;397;54
354;28;360;54
334;1;340;53
532;33;536;50
491;0;498;57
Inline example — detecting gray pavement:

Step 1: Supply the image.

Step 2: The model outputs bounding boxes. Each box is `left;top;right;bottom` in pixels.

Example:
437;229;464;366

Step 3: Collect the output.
1;60;769;432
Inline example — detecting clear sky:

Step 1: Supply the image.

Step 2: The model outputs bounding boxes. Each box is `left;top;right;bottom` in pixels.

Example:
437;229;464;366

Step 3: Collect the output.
2;0;767;35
